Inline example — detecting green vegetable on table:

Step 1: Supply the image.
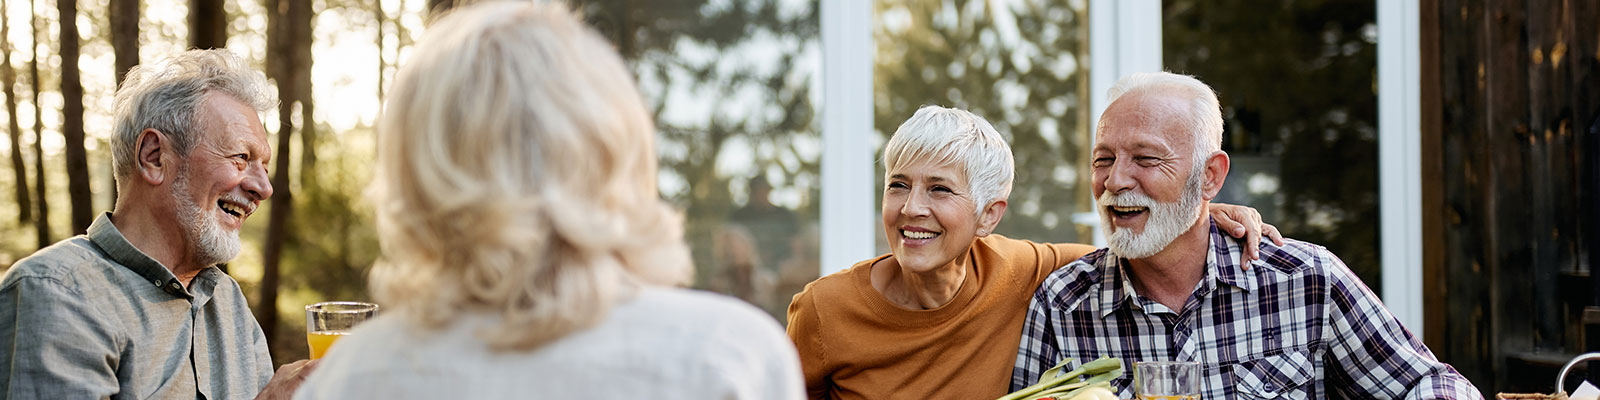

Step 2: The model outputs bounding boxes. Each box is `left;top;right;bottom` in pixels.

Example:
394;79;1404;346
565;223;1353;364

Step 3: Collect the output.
996;356;1124;400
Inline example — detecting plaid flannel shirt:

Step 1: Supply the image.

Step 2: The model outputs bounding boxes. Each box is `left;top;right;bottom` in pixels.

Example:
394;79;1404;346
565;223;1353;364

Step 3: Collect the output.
1011;219;1481;399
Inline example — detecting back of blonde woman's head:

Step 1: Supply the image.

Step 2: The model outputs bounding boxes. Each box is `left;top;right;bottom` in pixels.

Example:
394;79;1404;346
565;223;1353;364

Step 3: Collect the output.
370;0;692;351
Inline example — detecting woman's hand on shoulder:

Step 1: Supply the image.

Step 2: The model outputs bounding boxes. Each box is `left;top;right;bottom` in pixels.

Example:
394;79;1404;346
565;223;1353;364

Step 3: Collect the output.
1208;203;1284;264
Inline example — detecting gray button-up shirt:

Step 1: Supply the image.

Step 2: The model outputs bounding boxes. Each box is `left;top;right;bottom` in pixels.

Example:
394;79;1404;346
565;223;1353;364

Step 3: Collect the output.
0;213;274;399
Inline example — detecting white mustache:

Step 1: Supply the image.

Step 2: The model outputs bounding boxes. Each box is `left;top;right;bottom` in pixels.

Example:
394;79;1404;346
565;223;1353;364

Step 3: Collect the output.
219;193;256;215
1097;190;1157;209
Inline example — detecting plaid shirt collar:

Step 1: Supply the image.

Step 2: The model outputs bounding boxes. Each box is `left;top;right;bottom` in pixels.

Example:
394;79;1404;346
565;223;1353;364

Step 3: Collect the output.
1095;218;1259;319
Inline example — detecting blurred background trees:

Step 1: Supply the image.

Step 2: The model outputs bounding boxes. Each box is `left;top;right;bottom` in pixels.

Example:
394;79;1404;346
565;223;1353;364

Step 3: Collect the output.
0;0;829;365
873;0;1094;249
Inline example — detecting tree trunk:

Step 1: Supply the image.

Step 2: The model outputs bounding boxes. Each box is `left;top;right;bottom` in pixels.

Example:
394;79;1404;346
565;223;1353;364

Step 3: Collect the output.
30;0;49;248
110;0;138;206
298;96;314;185
374;0;385;101
59;0;91;235
3;0;32;224
188;0;226;49
295;0;314;184
111;0;138;84
259;0;312;364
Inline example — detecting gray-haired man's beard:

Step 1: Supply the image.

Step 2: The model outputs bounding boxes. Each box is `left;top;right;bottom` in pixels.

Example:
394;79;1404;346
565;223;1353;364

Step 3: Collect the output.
1097;170;1206;260
172;172;241;267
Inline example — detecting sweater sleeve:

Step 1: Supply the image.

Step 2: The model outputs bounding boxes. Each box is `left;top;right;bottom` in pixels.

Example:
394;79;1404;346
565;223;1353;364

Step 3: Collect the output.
786;287;832;399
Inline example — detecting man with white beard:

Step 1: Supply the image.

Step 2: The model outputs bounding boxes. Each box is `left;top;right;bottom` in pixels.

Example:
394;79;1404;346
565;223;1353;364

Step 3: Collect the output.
0;50;313;399
1009;72;1480;399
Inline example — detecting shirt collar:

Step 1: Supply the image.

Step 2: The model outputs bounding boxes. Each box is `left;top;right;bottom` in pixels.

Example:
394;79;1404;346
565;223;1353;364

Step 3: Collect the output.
1096;256;1133;318
1095;218;1257;319
1208;219;1258;293
89;212;207;298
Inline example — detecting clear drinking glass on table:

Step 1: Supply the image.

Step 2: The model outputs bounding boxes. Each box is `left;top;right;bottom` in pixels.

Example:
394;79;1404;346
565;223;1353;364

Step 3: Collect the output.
1134;360;1201;400
305;301;379;359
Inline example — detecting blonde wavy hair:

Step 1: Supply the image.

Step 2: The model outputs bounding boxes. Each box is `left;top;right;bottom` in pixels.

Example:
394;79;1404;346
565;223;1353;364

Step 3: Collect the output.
369;0;693;351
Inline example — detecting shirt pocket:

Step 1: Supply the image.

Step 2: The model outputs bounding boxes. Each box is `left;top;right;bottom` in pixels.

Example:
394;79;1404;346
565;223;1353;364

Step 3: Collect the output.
1231;350;1314;399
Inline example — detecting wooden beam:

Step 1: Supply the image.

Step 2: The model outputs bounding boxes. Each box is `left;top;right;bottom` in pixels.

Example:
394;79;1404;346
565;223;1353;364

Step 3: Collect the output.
1437;0;1499;389
1420;0;1446;353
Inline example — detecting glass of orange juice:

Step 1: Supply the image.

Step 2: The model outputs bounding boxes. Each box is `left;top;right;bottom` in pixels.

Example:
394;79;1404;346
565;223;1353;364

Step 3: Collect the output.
305;301;378;359
1134;360;1200;400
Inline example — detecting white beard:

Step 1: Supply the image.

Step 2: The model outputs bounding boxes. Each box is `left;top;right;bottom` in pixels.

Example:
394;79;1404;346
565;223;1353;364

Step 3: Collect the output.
1097;168;1206;259
172;170;241;267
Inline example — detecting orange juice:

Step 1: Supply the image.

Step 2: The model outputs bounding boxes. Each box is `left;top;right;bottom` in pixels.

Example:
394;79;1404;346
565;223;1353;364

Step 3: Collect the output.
307;331;349;359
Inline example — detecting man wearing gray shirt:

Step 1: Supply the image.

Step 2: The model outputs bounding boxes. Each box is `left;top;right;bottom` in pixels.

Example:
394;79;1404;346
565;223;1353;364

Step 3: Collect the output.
0;50;311;399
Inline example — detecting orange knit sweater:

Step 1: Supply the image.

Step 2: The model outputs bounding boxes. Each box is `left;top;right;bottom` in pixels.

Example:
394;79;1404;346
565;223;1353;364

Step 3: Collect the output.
786;235;1095;400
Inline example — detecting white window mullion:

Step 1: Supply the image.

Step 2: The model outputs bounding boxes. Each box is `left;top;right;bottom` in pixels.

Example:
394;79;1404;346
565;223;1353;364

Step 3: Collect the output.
819;0;875;277
1377;0;1425;335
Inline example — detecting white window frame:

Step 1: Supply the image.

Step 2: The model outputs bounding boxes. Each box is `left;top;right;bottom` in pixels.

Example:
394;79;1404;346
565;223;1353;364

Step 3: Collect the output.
819;0;875;276
1376;0;1424;335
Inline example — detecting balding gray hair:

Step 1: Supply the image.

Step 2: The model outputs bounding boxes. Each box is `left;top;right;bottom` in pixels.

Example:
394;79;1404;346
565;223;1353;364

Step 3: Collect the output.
1104;72;1224;169
110;49;276;179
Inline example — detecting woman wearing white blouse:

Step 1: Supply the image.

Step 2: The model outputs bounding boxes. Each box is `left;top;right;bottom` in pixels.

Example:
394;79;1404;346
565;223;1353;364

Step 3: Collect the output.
292;2;803;398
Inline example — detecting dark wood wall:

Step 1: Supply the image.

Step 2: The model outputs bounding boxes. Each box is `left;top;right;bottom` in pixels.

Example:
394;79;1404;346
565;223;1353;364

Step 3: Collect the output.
1424;0;1600;394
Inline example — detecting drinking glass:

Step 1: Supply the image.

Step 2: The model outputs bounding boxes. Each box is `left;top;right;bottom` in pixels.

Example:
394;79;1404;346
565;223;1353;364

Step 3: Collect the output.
1134;360;1201;400
305;301;378;359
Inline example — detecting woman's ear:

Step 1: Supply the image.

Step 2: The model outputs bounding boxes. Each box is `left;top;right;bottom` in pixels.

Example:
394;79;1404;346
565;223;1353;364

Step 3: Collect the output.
976;199;1007;236
136;129;169;186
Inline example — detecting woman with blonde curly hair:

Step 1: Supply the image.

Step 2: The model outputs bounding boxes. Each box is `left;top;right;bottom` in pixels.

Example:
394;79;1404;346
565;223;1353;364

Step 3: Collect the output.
293;2;803;398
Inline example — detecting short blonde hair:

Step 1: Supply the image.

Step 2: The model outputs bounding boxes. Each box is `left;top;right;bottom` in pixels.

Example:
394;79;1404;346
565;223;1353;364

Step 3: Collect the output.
882;106;1014;213
369;0;692;351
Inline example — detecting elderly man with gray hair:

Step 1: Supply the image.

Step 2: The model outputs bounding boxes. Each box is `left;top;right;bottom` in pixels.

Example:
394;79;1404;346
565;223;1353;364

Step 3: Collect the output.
1011;72;1480;398
0;50;312;399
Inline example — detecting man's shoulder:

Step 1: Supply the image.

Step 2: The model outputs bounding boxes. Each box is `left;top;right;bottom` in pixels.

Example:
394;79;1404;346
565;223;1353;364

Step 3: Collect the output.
1036;248;1110;307
1246;237;1367;294
1251;238;1336;275
2;236;108;288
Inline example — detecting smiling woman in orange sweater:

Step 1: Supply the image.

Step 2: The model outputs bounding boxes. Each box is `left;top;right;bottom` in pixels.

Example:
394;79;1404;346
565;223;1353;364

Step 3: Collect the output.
785;105;1279;400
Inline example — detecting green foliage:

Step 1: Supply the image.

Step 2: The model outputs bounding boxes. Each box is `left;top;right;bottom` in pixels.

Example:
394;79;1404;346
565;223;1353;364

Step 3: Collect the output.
266;125;380;361
573;0;822;317
874;0;1095;246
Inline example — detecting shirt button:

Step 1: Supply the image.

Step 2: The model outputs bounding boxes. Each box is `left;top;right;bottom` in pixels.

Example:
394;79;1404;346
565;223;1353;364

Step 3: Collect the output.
168;282;182;290
152;280;162;287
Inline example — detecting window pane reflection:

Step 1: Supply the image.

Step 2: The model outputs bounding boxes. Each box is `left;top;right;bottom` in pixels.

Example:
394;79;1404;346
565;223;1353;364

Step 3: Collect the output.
1163;0;1382;291
874;0;1095;251
577;0;822;320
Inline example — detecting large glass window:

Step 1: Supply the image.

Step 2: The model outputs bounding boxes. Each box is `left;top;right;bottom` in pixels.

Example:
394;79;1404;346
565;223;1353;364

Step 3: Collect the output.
576;0;821;320
1163;0;1381;289
874;0;1095;250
